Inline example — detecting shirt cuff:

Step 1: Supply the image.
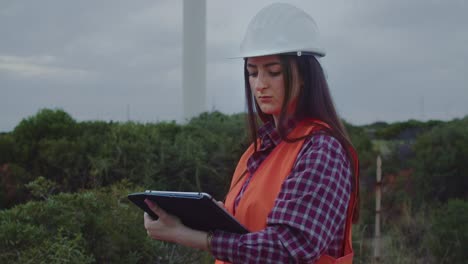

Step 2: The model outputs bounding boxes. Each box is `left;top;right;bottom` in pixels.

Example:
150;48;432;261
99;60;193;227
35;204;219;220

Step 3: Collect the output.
210;230;242;262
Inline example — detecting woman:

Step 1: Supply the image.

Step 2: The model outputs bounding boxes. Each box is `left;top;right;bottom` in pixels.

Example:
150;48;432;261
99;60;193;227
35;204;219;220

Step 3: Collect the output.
144;3;359;263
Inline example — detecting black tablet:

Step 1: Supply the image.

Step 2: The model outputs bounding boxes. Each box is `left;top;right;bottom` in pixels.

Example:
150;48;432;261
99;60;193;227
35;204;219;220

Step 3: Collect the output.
128;191;249;234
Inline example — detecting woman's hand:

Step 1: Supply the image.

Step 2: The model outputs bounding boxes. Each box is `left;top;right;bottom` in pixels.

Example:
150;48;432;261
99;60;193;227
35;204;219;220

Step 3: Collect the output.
143;199;185;243
143;199;210;251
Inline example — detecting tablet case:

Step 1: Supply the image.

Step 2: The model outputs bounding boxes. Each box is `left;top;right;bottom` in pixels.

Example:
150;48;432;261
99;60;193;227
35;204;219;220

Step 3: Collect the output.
128;191;249;234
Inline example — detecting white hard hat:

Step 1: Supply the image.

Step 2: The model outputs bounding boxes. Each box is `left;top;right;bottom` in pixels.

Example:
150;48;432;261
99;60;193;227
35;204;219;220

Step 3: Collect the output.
236;3;326;58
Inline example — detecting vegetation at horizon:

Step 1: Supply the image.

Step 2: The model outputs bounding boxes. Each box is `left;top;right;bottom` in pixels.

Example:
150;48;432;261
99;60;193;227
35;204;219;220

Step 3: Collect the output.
0;109;467;263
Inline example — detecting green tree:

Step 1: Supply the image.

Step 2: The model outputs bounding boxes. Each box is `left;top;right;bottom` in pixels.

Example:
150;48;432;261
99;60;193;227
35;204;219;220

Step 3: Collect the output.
412;118;468;204
0;133;15;164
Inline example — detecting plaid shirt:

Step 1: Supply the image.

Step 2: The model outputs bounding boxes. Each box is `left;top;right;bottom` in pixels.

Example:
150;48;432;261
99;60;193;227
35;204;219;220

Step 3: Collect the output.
211;121;352;263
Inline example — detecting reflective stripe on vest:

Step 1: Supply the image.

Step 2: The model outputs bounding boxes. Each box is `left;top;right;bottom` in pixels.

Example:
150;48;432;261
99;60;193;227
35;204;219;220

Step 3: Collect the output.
215;119;359;264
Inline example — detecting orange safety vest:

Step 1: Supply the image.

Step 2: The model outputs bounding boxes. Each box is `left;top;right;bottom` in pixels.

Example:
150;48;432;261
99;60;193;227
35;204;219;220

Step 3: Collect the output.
215;119;359;264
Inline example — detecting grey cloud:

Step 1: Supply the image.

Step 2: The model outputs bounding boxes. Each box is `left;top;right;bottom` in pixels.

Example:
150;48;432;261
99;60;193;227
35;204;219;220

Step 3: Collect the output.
1;0;467;132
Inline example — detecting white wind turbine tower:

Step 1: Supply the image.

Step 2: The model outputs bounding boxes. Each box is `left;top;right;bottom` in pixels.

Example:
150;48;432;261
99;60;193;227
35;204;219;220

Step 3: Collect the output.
182;0;206;122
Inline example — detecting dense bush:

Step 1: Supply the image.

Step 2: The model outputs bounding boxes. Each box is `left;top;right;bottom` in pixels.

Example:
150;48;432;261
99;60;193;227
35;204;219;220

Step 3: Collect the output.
411;118;468;204
369;119;443;140
0;181;209;263
0;109;249;208
344;121;377;230
429;199;468;264
1;108;466;263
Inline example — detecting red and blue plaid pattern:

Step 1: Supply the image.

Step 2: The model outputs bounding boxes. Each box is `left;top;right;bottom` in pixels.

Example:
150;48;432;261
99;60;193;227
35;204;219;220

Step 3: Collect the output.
211;121;352;263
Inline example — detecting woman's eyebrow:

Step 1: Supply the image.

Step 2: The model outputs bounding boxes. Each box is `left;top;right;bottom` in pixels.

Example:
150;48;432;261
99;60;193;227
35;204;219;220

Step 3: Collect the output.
247;62;281;68
264;62;280;67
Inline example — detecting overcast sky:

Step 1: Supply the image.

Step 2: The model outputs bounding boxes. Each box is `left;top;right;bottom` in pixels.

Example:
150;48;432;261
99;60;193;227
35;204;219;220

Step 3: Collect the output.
1;0;467;132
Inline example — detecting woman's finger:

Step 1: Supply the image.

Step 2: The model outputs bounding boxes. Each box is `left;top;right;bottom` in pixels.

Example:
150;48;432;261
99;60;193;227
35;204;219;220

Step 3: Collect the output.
145;199;169;220
144;212;153;222
144;212;154;230
145;199;157;211
145;199;161;215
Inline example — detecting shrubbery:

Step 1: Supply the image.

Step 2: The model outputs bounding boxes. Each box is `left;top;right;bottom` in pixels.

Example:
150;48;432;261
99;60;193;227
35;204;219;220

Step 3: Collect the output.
412;117;468;204
1;108;466;263
0;180;210;263
429;199;468;263
0;109;248;208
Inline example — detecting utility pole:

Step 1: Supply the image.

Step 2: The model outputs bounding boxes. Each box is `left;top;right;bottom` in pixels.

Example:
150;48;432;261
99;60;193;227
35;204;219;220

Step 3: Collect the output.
374;155;382;263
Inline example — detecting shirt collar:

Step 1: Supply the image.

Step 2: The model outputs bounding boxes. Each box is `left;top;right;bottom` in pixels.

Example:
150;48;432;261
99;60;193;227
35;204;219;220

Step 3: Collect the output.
257;119;297;149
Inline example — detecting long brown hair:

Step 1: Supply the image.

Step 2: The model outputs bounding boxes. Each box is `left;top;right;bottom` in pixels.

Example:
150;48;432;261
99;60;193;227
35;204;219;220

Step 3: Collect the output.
243;54;360;222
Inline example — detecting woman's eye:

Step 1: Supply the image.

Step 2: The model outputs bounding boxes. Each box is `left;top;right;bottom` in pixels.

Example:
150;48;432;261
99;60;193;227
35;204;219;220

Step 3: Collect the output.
269;71;282;77
248;72;258;77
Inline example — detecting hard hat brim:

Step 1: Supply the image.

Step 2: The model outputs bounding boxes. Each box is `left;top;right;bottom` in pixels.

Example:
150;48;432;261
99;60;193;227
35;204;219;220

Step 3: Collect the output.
228;49;326;59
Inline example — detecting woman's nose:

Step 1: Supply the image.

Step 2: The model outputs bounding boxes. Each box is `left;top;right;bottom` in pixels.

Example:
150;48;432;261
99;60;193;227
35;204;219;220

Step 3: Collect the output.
254;74;268;91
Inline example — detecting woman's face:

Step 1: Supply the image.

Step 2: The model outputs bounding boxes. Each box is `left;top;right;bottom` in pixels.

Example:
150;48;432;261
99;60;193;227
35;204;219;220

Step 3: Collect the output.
246;55;300;122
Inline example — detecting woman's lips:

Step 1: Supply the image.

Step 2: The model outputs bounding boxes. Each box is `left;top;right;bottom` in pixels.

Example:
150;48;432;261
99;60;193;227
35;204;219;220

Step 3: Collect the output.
258;96;272;102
